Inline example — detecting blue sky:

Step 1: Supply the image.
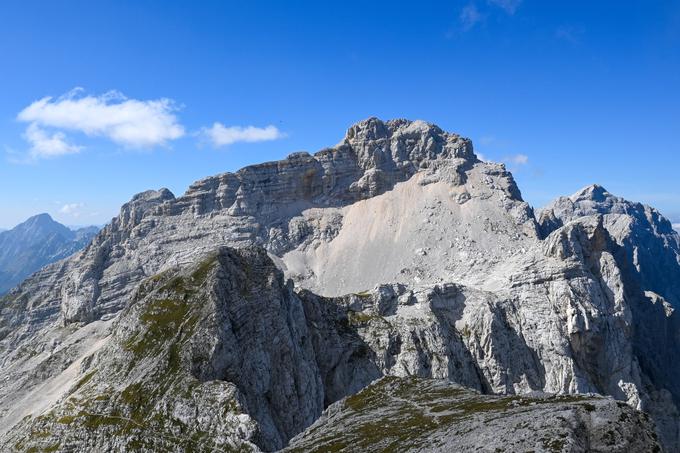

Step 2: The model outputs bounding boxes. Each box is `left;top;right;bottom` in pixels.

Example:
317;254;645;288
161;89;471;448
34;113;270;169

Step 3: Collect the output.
0;0;679;229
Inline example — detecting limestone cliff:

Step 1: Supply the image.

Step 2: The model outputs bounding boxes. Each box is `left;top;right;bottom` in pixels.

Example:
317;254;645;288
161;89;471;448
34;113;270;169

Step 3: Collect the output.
1;118;678;451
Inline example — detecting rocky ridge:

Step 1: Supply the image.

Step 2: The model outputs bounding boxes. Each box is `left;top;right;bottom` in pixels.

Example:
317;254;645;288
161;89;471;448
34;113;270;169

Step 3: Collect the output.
285;376;661;453
1;118;679;451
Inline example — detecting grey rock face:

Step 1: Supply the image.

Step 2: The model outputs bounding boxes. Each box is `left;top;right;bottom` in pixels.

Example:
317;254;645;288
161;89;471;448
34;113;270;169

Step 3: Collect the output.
285;376;661;453
539;184;680;307
538;184;680;449
2;247;322;452
1;118;679;451
0;214;98;295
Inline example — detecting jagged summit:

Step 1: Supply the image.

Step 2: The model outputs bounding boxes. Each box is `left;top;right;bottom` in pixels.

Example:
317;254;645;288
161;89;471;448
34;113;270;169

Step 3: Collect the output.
343;117;450;145
557;183;639;216
540;183;677;236
130;188;175;202
180;117;477;214
569;183;611;202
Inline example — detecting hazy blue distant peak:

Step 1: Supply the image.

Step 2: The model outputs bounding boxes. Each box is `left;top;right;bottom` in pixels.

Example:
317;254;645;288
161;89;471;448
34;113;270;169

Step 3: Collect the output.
67;224;105;232
11;213;72;237
0;213;100;295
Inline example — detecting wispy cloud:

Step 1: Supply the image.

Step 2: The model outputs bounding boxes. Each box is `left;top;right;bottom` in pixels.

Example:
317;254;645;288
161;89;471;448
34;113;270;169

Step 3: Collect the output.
457;0;521;32
460;3;483;31
488;0;522;15
673;223;680;232
59;202;85;218
555;25;585;44
200;123;285;147
17;88;184;153
504;154;529;165
24;123;82;159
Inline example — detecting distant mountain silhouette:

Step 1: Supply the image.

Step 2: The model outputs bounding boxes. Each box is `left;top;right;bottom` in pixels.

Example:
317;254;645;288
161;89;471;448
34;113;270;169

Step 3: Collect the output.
0;213;99;294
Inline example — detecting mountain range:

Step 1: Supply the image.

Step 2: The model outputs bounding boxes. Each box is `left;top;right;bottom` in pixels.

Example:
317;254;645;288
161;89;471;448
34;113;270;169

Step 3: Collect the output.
0;214;99;295
0;118;678;452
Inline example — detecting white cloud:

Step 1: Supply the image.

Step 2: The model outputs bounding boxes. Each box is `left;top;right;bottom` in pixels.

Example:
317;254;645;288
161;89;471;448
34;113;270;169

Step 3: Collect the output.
504;154;529;165
59;203;85;217
673;223;680;232
460;3;483;31
17;88;184;149
488;0;522;14
24;123;82;159
201;123;285;147
457;0;520;33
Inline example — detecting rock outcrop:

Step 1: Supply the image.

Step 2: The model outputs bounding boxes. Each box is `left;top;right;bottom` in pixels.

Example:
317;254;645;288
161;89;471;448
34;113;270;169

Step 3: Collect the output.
1;118;679;451
2;247;322;452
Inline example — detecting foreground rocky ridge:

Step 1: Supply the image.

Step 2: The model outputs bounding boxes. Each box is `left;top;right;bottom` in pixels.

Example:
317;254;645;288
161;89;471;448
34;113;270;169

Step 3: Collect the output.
1;118;679;451
286;376;661;453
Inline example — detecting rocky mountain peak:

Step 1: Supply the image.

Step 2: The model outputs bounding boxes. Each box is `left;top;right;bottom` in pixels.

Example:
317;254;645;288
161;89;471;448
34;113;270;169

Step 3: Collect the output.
144;118;485;238
344;117;444;142
570;184;611;203
538;182;680;315
112;188;175;232
566;184;633;217
16;213;71;238
130;188;175;204
0;214;99;295
24;212;54;225
344;116;391;141
342;117;476;168
540;184;677;237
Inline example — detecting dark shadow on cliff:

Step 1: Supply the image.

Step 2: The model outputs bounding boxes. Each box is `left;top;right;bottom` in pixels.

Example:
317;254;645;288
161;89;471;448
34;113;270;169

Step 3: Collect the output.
428;284;546;395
